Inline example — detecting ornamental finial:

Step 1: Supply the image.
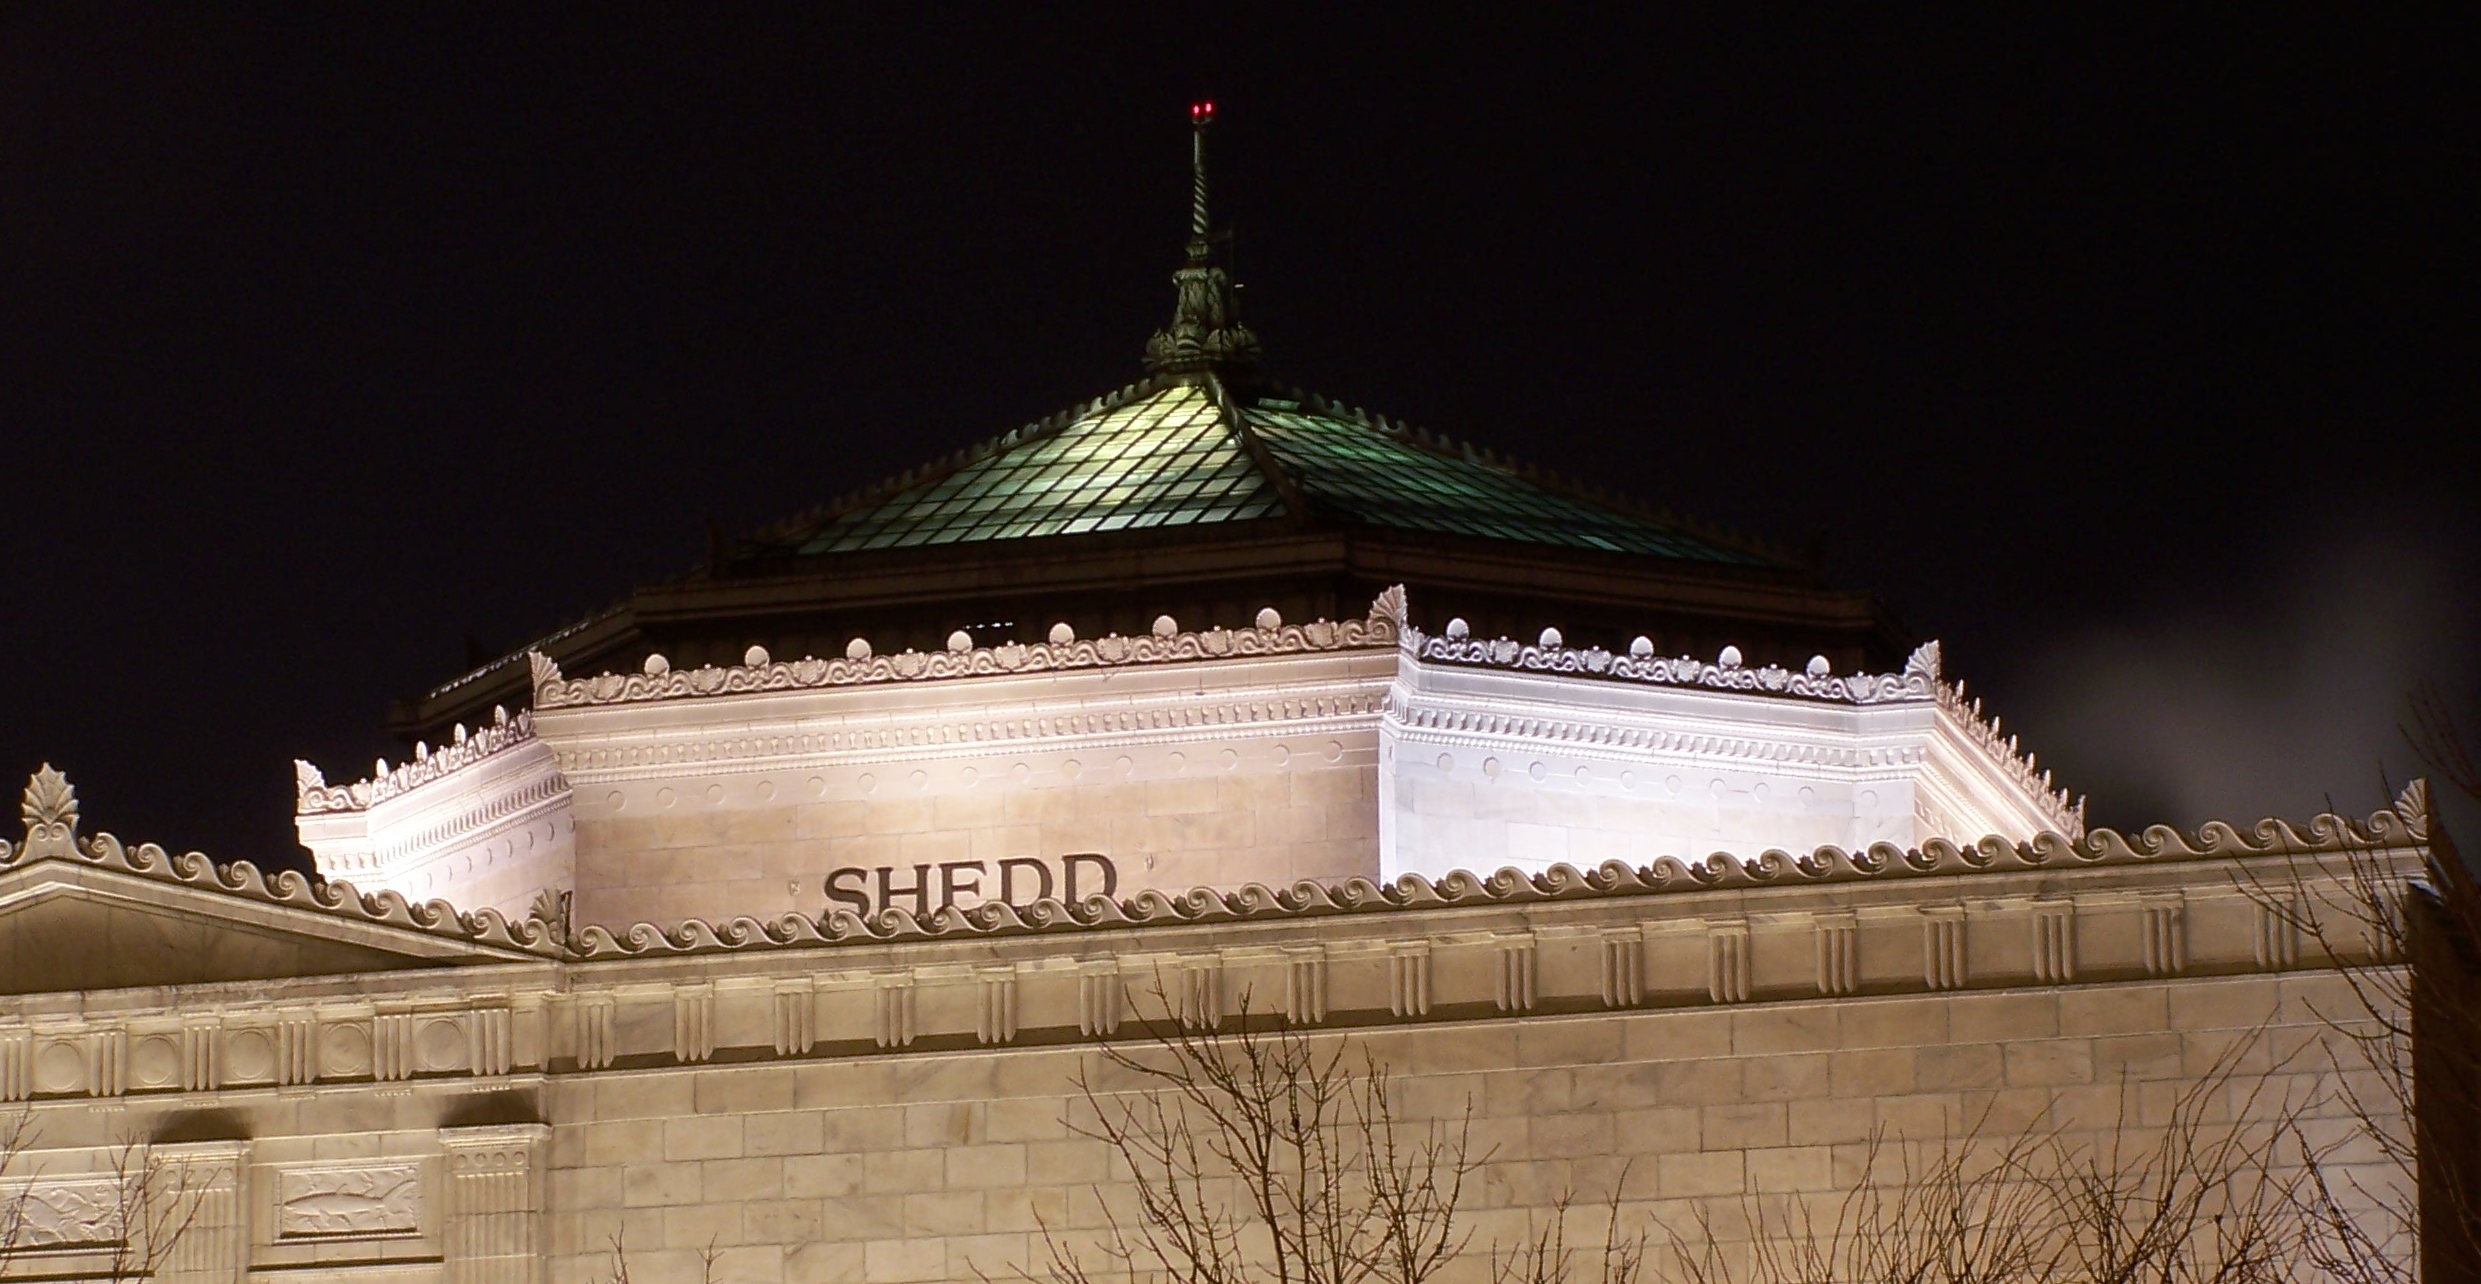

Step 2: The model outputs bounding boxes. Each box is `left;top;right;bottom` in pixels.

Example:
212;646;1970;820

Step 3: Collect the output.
1145;102;1260;376
19;763;79;860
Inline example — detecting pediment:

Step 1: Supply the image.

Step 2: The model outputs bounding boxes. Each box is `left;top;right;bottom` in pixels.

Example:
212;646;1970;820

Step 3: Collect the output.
1;765;550;995
0;862;534;994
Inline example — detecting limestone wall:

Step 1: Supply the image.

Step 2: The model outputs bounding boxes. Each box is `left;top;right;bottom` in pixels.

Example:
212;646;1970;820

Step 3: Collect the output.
0;974;2399;1284
0;829;2423;1283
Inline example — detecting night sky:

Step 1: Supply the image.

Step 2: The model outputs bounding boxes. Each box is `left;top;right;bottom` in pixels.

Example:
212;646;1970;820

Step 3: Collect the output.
4;9;2471;874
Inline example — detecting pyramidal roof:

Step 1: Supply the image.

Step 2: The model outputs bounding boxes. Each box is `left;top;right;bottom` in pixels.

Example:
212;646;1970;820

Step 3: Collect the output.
750;106;1770;569
769;376;1765;563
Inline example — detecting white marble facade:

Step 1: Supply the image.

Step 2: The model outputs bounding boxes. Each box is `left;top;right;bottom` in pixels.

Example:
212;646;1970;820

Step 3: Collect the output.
293;591;2079;933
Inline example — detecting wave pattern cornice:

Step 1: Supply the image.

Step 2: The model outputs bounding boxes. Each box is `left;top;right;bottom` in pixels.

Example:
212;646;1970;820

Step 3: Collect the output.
565;781;2434;960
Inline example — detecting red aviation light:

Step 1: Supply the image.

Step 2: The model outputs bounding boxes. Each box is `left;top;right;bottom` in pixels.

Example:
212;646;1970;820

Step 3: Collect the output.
1192;101;1215;123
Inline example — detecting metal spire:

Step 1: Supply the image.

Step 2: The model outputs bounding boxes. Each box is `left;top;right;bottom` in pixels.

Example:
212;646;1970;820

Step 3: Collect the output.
1189;100;1212;239
1146;102;1259;376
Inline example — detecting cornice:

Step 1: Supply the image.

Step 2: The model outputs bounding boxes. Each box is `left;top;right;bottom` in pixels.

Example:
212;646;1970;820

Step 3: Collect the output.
552;689;1387;778
530;587;1404;711
560;782;2432;960
1405;626;1940;706
1380;701;1928;772
295;707;541;816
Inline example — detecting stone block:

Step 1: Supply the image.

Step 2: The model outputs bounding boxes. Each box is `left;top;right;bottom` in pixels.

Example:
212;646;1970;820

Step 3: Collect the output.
945;1143;1030;1189
701;1156;785;1203
1741;1053;1830;1100
744;1111;827;1158
1788;1098;1874;1146
624;1162;703;1208
1744;1145;1834;1192
902;1190;987;1236
1946;992;2058;1041
664;1115;745;1161
1731;1005;1837;1055
2059;984;2171;1035
2002;1040;2094;1087
1700;1102;1788;1150
1839;998;1947;1048
864;1236;949;1283
1913;1044;2003;1091
1656;1150;1745;1198
1619;1009;1730;1062
663;1201;744;1248
745;1198;827;1245
863;1149;948;1195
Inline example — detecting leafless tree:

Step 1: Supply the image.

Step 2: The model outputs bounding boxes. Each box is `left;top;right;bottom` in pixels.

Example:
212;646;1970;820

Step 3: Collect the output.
1002;982;1642;1284
2236;688;2481;1284
595;1225;723;1284
0;1112;222;1281
1665;1030;2314;1284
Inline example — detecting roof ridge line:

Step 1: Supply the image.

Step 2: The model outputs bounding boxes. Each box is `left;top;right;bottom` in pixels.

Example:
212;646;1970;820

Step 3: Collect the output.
1207;372;1309;521
1257;381;1794;567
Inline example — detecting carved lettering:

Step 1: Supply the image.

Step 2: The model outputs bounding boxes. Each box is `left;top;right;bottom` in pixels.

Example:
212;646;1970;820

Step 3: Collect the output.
826;854;1117;917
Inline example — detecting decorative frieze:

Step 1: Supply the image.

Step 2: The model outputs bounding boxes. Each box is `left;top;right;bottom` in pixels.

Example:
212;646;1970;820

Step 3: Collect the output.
773;979;816;1056
1175;955;1224;1029
573;996;615;1071
1814;911;1859;996
1283;947;1328;1024
2254;893;2302;969
87;1027;127;1097
374;1010;418;1081
471;1005;514;1076
1707;922;1752;1004
0;1028;27;1101
2031;901;2076;983
183;1020;219;1091
672;984;715;1064
1493;935;1539;1013
1922;906;1968;990
2142;894;2187;977
6;1175;123;1248
1077;963;1123;1038
1388;943;1432;1018
275;1010;316;1087
1600;929;1644;1008
873;974;917;1049
975;968;1019;1045
275;1158;421;1239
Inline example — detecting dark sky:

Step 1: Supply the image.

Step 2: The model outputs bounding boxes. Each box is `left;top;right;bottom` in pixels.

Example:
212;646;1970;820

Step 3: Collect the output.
3;8;2472;873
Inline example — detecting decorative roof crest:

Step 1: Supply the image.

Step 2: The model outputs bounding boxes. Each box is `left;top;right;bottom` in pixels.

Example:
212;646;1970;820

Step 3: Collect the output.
295;706;538;816
1934;682;2085;836
533;589;1405;711
1406;623;1939;706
